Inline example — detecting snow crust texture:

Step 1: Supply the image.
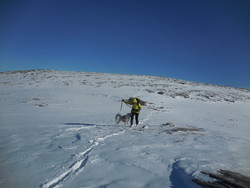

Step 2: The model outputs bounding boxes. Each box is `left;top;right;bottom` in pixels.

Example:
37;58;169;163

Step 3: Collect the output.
0;70;250;188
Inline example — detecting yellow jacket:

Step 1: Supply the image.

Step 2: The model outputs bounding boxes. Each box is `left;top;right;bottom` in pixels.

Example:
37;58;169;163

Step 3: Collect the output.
124;98;142;114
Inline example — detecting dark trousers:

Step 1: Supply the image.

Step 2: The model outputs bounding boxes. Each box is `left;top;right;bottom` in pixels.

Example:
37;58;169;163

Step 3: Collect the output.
131;112;139;126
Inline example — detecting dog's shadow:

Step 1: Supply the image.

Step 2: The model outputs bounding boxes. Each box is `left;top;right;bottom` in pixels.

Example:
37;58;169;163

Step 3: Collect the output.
64;123;96;126
64;123;116;127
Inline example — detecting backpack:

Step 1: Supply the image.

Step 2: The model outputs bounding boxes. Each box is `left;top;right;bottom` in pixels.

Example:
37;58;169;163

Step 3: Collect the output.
127;97;146;106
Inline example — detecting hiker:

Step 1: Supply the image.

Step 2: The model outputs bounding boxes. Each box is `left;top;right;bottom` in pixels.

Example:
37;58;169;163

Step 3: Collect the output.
122;98;142;126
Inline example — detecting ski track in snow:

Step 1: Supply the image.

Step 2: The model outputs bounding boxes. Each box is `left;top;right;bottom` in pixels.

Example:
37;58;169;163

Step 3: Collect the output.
140;109;156;125
40;130;125;188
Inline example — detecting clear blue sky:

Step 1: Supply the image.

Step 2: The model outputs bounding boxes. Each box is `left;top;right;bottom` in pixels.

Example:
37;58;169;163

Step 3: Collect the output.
1;0;250;88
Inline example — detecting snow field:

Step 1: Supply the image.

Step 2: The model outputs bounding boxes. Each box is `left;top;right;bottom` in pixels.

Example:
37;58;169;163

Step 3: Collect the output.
0;70;250;188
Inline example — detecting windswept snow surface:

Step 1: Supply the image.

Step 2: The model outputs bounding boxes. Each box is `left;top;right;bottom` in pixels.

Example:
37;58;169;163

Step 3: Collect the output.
0;70;250;188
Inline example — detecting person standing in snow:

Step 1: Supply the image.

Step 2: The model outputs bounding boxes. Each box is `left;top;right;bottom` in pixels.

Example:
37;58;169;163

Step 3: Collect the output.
122;98;142;126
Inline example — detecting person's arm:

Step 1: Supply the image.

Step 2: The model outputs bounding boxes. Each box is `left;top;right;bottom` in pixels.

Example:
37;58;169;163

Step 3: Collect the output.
122;99;131;105
139;103;142;110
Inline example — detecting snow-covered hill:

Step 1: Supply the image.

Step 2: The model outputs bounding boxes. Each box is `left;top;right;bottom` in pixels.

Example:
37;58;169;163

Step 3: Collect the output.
0;70;250;188
1;69;249;103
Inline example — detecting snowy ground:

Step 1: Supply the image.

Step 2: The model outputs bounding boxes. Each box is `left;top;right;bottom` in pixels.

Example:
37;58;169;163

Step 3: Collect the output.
0;70;250;188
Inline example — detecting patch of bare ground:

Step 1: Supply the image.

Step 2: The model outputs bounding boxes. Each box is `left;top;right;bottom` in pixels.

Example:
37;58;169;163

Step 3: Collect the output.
165;127;205;134
193;170;250;188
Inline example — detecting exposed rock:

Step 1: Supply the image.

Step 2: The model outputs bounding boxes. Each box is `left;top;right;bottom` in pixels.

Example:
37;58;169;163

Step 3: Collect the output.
193;170;250;188
165;127;204;134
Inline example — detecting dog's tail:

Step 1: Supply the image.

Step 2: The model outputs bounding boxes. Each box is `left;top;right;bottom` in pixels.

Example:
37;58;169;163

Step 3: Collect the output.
115;113;121;125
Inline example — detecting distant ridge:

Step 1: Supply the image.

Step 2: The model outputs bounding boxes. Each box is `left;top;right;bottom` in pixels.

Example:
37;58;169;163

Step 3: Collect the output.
2;69;249;90
1;69;250;103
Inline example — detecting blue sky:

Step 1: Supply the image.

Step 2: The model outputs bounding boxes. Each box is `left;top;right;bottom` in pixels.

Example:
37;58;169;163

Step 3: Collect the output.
1;0;250;88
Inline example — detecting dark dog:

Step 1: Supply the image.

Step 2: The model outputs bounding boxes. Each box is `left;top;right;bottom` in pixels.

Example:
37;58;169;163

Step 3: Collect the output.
115;113;131;126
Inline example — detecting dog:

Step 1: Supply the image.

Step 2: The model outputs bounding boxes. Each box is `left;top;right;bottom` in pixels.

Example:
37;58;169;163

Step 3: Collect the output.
115;113;131;126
